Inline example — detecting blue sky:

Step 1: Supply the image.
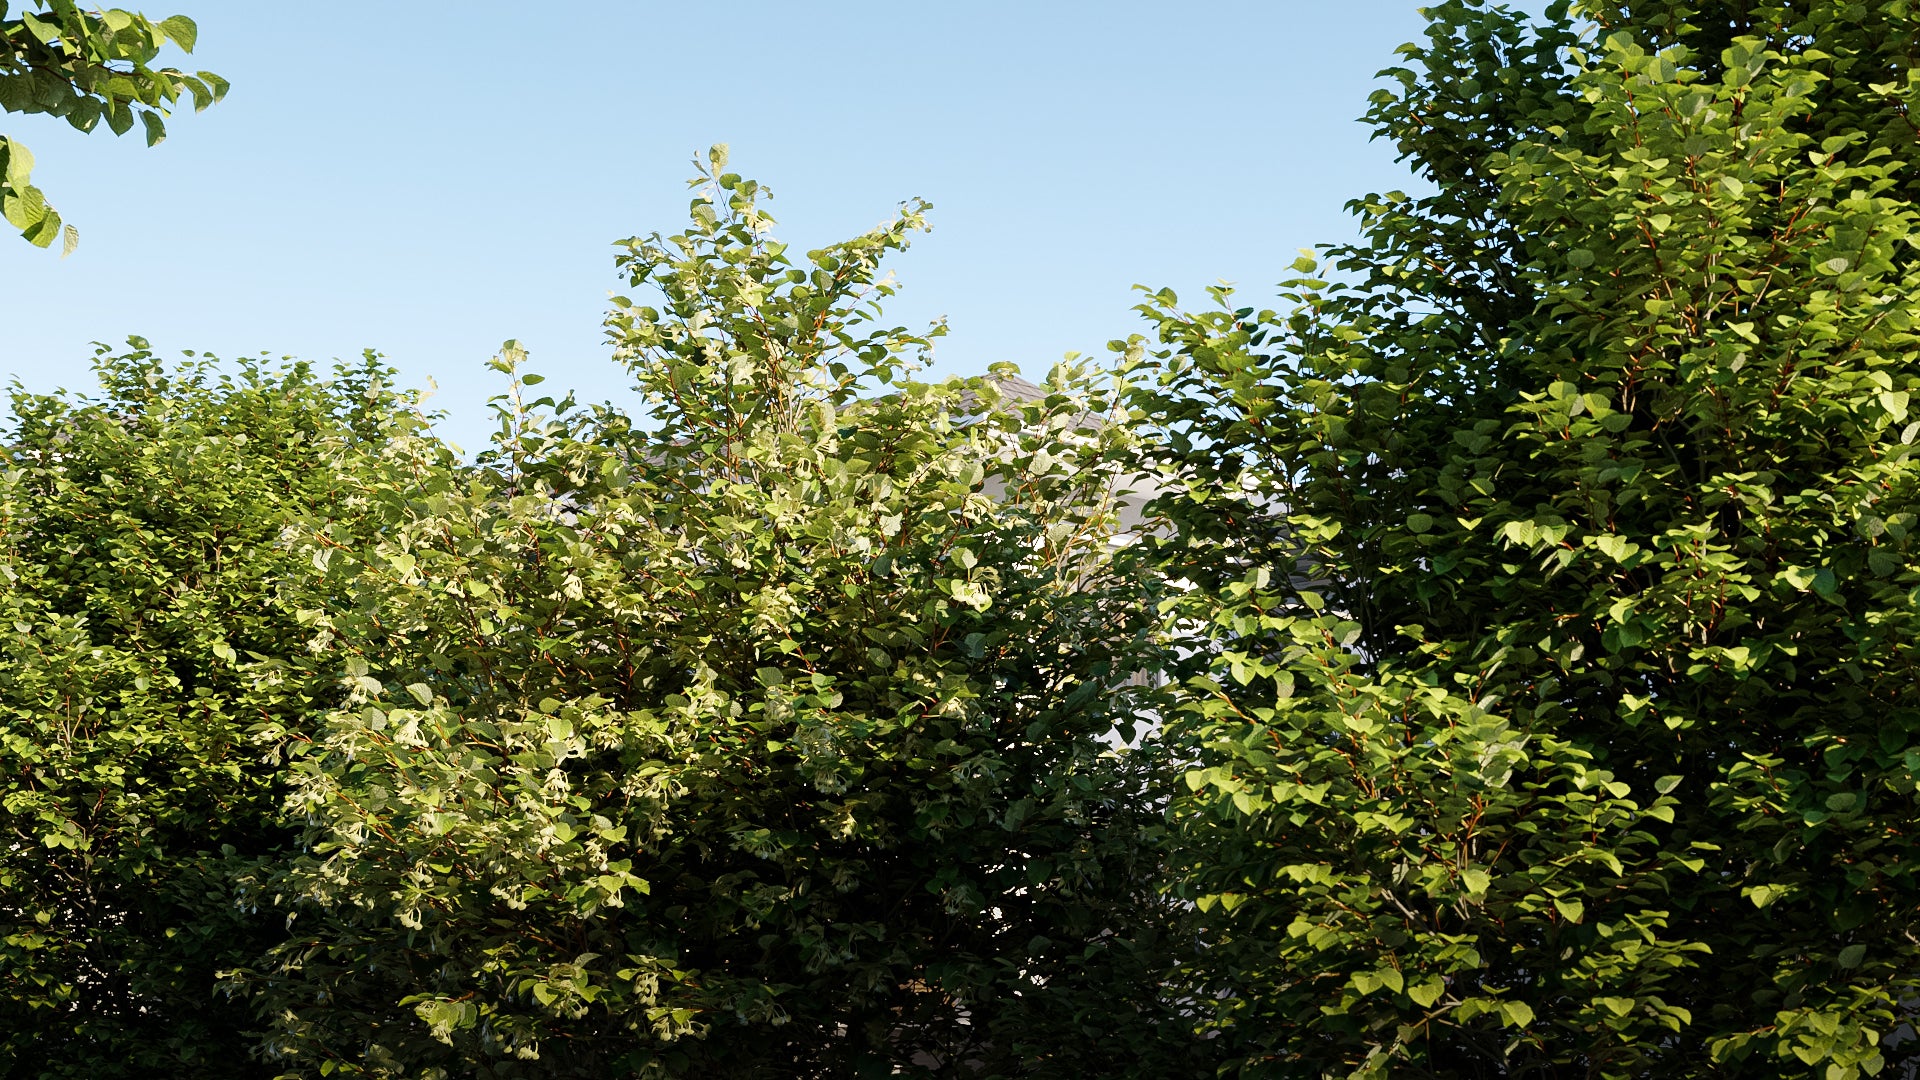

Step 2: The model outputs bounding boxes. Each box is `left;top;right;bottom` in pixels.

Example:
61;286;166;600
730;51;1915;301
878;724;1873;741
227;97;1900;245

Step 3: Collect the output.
2;1;1441;452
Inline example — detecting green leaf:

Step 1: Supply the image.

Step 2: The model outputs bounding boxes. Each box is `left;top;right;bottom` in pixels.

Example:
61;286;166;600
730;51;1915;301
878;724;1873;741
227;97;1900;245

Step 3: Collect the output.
1879;390;1909;422
2;136;34;186
1407;976;1445;1008
1499;1000;1535;1028
20;12;60;45
1502;520;1538;546
180;75;212;112
1837;944;1867;969
3;185;48;231
1594;534;1635;562
19;204;60;247
159;14;198;51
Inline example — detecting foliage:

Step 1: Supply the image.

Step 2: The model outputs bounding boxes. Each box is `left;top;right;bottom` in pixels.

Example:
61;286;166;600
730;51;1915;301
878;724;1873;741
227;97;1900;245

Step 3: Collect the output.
1136;1;1920;1076
1;0;226;252
26;2;1920;1074
233;148;1203;1078
0;348;422;1078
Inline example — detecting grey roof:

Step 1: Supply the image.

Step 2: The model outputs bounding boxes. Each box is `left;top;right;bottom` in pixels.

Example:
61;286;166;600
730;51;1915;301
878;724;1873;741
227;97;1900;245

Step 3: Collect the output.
989;374;1048;404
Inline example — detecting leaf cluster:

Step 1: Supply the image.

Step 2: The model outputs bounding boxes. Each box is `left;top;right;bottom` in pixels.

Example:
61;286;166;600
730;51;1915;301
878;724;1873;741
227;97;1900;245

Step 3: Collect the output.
0;0;225;251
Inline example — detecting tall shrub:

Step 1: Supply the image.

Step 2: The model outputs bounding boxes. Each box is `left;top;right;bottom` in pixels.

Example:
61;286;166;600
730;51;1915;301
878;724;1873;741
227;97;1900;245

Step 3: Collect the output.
1139;1;1920;1075
240;151;1197;1078
0;349;421;1078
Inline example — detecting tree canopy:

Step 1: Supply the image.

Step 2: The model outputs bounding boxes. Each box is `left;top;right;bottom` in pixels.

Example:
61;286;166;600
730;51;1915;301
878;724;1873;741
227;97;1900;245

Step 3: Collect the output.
1137;0;1920;1075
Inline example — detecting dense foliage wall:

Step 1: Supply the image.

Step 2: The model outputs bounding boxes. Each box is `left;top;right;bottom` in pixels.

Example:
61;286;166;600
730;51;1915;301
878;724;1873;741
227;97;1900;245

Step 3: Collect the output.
1138;0;1920;1076
226;157;1197;1079
0;352;419;1077
4;159;1201;1078
8;2;1920;1078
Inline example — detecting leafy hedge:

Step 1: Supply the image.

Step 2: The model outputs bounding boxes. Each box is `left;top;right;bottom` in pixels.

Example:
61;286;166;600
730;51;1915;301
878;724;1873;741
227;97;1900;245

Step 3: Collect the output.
7;2;1920;1077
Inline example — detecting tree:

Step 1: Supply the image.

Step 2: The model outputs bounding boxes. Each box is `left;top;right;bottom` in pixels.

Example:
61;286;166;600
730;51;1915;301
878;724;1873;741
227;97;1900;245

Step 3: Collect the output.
1;1;226;253
1137;0;1920;1076
235;149;1204;1078
0;347;424;1078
